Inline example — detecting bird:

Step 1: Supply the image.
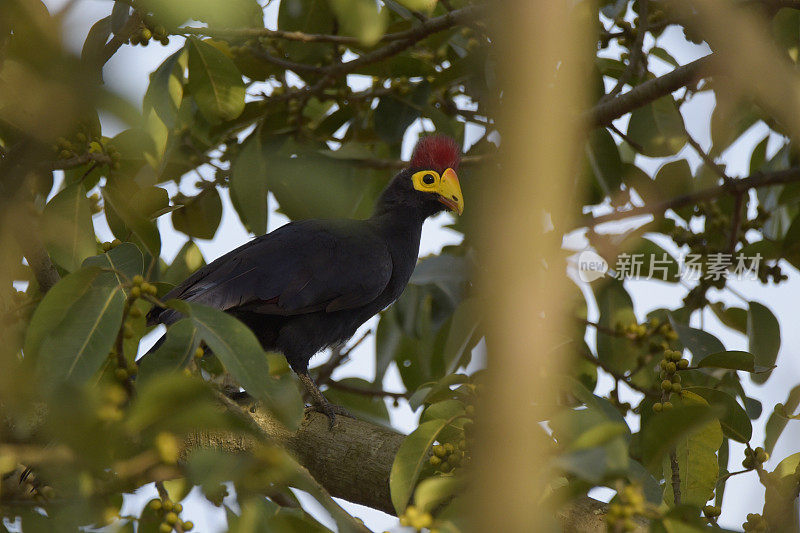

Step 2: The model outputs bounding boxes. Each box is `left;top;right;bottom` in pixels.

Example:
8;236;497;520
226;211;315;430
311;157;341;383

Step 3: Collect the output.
145;135;464;427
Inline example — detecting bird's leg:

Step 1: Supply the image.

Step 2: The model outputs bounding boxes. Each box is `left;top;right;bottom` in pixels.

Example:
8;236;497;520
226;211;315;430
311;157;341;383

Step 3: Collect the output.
297;371;354;429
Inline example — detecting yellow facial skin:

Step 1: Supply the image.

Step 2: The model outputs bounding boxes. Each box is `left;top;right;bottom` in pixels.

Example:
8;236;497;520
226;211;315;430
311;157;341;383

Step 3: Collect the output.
411;168;464;215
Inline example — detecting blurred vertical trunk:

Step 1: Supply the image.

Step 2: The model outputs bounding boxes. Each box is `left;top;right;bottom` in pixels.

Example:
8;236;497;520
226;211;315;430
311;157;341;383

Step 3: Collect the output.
470;1;590;531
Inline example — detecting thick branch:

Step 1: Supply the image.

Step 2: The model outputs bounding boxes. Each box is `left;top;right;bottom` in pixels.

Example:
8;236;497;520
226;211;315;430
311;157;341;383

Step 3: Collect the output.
184;399;634;531
587;56;712;127
3;397;635;531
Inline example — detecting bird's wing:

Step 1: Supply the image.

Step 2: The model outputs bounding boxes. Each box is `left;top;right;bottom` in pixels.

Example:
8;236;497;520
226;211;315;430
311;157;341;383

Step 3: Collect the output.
147;220;392;325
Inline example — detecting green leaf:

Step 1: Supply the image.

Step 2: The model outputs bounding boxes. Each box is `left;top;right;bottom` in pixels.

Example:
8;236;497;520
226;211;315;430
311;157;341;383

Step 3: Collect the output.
570;421;629;450
171;187;223;240
137;0;263;28
441;298;481;374
696;350;755;372
27;268;125;385
25;267;102;359
659;392;722;507
102;186;161;258
265;141;384;220
671;322;724;362
584;128;623;200
655;159;693;202
627;96;687;157
81;15;112;83
83;242;144;298
634;238;681;282
136;319;201;384
390;415;463;514
41;183;97;272
709;302;748;334
323;377;391;427
550;402;630;483
765;385;800;454
127;373;246;436
748;301;780;384
144;49;184;129
686;387;752;443
186;37;245;124
394;0;436;13
640;403;718;472
163;240;205;286
277;0;336;64
231;135;269;235
166;300;303;430
330;0;387;46
594;279;638;374
773;8;800;57
413;476;463;514
374;84;431;144
649;46;679;67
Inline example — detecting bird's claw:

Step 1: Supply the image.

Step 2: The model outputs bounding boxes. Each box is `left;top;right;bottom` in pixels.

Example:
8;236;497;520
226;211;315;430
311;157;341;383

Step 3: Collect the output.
305;402;355;430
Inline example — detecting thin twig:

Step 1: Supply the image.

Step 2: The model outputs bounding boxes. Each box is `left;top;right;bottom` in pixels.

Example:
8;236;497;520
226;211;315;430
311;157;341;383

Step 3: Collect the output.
579;350;660;397
728;192;745;254
327;381;408;400
315;330;372;386
607;123;644;153
605;0;649;100
48;152;112;171
684;129;728;181
669;449;681;505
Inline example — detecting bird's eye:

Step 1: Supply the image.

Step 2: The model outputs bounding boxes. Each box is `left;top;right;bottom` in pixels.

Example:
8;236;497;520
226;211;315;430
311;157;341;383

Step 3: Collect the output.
422;173;436;185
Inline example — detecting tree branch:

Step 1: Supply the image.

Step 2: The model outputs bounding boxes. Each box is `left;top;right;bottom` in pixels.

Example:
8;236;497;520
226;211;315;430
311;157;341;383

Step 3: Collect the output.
604;0;649;100
586;56;712;127
669;449;681;505
4;395;635;531
581;166;800;228
184;398;636;531
179;5;485;46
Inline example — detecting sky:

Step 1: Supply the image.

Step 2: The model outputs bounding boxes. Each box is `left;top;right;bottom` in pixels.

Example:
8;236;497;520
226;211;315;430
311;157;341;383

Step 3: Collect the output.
37;0;800;531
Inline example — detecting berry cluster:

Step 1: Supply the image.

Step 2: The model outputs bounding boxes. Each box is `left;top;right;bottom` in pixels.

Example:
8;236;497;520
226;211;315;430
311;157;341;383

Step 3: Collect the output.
703;504;721;520
129;274;159;300
398;505;433;531
652;349;688;412
53;131;121;169
88;192;103;215
742;512;767;532
101;239;123;252
605;484;646;532
98;383;127;421
146;497;193;532
129;18;169;47
742;446;769;470
428;440;468;474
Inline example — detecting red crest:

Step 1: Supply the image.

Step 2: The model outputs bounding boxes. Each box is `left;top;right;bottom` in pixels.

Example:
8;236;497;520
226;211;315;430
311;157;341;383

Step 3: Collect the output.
410;135;461;171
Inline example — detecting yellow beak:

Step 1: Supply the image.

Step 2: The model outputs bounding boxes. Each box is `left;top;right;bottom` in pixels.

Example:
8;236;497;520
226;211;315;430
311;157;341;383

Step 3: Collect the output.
437;168;464;215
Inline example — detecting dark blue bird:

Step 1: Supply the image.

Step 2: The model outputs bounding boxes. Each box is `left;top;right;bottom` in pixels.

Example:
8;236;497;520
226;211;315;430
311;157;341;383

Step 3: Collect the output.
146;136;464;426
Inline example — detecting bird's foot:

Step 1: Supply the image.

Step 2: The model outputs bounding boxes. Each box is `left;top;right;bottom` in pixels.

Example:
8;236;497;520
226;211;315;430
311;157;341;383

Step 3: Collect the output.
305;401;355;430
